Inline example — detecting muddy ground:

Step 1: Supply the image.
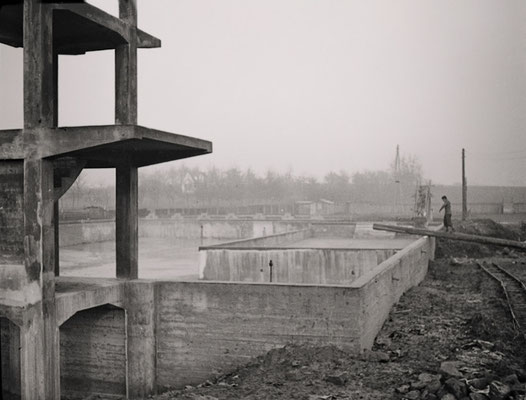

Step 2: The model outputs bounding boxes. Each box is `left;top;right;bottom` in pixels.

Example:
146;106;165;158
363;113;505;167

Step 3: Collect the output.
154;219;526;400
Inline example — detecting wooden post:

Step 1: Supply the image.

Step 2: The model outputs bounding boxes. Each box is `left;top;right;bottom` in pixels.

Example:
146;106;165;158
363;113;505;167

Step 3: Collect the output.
462;148;467;221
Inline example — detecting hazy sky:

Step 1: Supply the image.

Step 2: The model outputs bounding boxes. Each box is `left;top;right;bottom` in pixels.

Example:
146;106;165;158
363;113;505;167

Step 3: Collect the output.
1;0;526;186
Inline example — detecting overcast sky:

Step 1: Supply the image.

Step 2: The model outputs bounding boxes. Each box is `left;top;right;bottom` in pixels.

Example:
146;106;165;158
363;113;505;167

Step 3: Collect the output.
1;0;526;186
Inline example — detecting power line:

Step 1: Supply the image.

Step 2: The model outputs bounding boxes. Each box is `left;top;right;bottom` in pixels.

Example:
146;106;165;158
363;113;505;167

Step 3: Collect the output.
468;153;526;162
470;148;526;157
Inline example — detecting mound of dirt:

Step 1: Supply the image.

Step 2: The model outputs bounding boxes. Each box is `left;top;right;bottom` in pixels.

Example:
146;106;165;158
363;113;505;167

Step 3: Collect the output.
454;219;519;240
435;219;521;259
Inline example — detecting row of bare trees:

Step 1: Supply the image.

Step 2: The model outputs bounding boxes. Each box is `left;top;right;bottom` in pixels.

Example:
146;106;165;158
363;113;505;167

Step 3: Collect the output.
61;155;423;210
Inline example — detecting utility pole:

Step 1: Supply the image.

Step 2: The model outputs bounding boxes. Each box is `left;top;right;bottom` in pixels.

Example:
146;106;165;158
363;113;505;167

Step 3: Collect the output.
462;148;467;220
394;145;401;183
394;145;401;215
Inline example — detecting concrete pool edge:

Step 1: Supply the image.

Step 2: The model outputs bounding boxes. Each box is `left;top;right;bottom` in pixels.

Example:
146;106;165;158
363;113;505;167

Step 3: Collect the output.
43;235;435;396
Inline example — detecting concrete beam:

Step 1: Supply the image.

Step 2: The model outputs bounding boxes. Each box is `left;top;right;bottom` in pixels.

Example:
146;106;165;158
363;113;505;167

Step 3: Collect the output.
0;303;25;328
52;2;128;42
137;28;161;48
0;2;161;54
55;277;125;326
0;126;212;166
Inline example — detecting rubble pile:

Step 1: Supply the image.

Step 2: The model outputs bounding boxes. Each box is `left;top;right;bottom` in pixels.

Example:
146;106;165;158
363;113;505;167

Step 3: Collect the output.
435;219;521;259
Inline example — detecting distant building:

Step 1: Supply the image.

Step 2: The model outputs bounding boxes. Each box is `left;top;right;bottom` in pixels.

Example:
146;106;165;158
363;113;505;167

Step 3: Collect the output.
181;172;203;194
295;199;335;217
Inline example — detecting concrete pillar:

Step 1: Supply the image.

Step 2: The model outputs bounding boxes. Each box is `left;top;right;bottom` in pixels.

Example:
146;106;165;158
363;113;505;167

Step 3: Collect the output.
115;0;138;125
20;308;45;399
19;308;59;400
115;0;139;280
116;164;138;279
53;51;60;278
125;282;156;398
23;159;59;400
53;201;60;276
21;0;60;397
23;0;55;129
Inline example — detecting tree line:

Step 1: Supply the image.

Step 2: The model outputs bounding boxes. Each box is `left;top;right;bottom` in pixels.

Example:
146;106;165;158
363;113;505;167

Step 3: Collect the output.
61;155;424;210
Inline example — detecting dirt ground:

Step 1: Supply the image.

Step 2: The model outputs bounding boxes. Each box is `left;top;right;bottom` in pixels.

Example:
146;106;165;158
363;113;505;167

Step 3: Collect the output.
153;219;526;400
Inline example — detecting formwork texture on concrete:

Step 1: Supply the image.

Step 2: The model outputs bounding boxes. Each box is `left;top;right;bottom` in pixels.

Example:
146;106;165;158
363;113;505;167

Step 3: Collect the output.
2;235;435;398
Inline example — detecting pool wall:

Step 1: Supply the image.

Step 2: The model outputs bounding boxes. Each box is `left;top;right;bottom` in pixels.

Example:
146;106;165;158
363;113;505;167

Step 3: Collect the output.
198;228;407;284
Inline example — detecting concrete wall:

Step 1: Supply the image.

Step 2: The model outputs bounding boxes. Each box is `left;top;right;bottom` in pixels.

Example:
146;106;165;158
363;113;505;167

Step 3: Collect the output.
311;222;356;237
58;218;310;247
199;248;396;284
60;220;115;247
204;228;312;249
156;237;432;389
0;161;24;264
0;316;21;399
352;236;435;349
51;235;434;396
60;305;126;399
198;225;412;284
155;281;361;390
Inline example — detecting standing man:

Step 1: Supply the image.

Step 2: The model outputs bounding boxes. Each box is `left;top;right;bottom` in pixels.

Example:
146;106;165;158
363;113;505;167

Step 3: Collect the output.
439;195;454;232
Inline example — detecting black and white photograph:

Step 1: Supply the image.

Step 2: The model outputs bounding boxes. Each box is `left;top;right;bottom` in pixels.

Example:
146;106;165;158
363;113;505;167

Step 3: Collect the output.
1;1;526;399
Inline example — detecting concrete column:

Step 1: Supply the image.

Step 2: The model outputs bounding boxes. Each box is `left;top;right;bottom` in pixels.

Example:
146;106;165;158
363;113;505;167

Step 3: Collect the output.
20;308;45;399
125;282;156;398
115;0;138;125
22;1;60;397
115;0;139;280
23;159;59;400
53;51;60;277
23;0;55;129
116;164;138;279
53;201;59;276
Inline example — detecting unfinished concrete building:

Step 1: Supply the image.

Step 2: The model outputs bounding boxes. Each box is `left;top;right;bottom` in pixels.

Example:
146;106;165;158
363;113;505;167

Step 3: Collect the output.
0;2;436;399
0;1;211;398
